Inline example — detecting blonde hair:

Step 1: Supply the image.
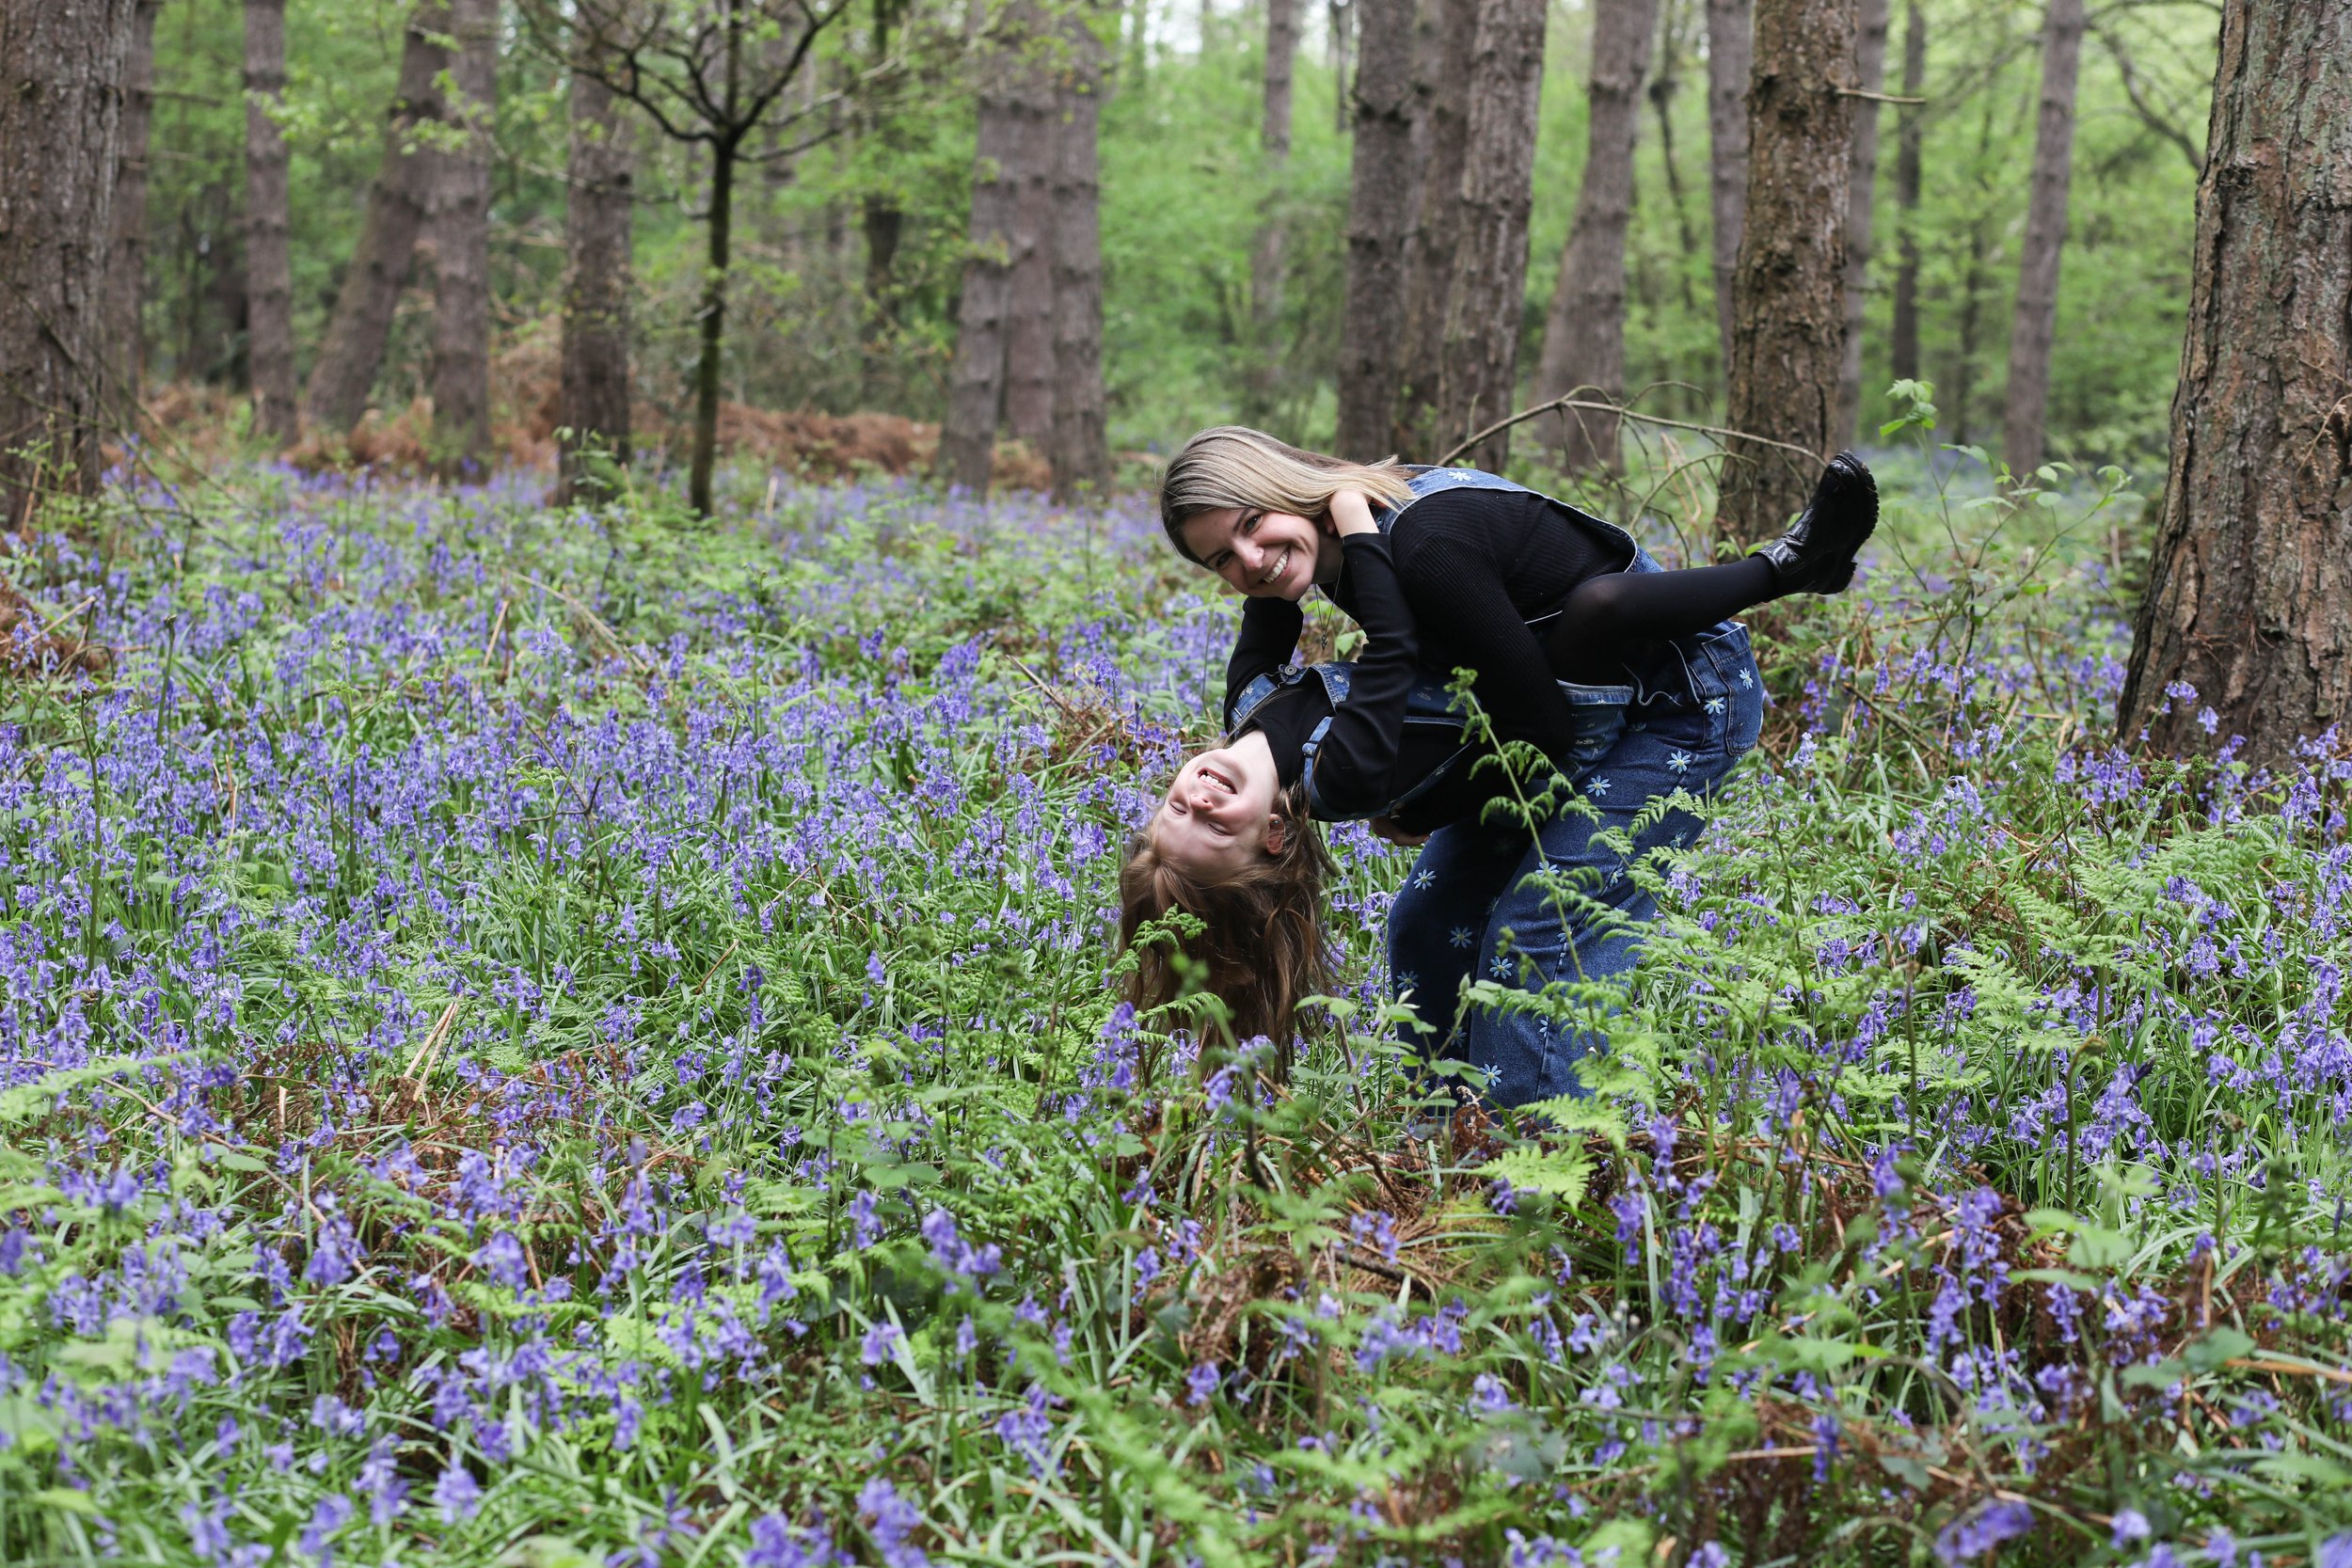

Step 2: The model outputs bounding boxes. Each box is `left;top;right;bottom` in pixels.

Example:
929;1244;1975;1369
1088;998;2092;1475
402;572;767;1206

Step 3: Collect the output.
1117;779;1336;1063
1158;427;1421;563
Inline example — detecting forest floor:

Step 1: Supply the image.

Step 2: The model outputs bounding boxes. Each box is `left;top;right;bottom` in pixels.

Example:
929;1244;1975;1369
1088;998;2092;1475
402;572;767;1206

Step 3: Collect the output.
0;455;2346;1567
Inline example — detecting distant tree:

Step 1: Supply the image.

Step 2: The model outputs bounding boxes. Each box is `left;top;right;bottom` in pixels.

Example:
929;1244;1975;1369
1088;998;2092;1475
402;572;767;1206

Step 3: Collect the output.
521;0;875;515
1534;0;1659;472
1241;0;1300;429
108;0;164;410
1334;0;1420;460
2003;0;2086;477
938;1;1054;490
1716;0;1854;542
304;4;451;438
1047;2;1109;499
1646;0;1703;317
244;0;299;446
428;0;499;475
2122;1;2352;763
1704;0;1752;381
1434;0;1548;467
0;0;139;517
1391;0;1475;459
1000;24;1057;451
1887;0;1923;386
556;49;636;504
1833;0;1887;447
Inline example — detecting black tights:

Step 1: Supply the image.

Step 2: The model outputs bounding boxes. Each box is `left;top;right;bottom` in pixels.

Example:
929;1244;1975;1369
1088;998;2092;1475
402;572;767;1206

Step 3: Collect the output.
1542;556;1781;684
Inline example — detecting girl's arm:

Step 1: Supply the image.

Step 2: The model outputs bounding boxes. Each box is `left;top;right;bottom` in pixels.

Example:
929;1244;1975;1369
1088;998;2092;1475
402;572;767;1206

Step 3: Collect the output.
1288;491;1428;818
1222;595;1306;729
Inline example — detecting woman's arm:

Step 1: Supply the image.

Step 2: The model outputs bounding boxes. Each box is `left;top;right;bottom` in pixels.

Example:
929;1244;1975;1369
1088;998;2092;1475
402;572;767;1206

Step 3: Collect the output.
1388;522;1586;758
1291;491;1428;817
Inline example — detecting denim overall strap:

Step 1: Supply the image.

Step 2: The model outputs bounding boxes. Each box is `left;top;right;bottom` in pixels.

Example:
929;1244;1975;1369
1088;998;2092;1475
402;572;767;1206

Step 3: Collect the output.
1295;664;1356;819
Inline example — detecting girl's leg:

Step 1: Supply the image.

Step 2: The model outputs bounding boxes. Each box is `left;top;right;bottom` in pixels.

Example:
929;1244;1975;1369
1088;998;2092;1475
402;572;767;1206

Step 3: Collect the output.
1465;630;1765;1106
1544;557;1780;682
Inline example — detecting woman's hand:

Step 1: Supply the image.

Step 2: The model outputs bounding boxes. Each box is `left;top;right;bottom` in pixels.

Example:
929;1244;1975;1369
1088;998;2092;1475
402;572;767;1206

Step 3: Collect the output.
1369;816;1429;848
1327;489;1379;539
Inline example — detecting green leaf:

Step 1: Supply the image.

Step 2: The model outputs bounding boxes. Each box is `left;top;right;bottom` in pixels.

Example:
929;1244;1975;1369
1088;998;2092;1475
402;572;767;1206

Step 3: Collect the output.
1484;1145;1594;1204
2185;1327;2258;1371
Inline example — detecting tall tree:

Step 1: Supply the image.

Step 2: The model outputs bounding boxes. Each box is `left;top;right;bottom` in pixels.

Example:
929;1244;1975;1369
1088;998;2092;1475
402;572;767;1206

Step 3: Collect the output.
1433;0;1548;467
1000;40;1058;449
1833;0;1888;446
244;0;299;445
2122;1;2352;763
107;0;163;411
1048;3;1110;499
1886;0;1923;385
1647;0;1702;314
556;51;635;503
1534;0;1660;472
1716;0;1855;542
526;0;866;516
0;0;137;516
938;3;1052;490
1242;0;1300;428
1391;0;1475;459
2003;0;2086;477
304;4;451;438
1704;0;1752;382
1334;0;1422;460
429;0;499;475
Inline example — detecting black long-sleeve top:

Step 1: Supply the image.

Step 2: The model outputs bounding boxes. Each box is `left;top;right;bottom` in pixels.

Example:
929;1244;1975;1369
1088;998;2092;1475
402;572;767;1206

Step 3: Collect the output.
1232;486;1633;758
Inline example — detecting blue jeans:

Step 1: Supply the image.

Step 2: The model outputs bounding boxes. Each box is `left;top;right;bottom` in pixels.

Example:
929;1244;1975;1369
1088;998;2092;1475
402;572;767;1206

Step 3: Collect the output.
1386;622;1765;1107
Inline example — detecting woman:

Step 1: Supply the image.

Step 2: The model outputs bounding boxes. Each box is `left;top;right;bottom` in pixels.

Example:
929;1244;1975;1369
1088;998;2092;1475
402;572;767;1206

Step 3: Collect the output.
1144;427;1874;1105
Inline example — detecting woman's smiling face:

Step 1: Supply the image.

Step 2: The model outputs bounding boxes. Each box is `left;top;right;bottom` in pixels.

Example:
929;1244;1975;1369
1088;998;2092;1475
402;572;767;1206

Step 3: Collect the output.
1176;506;1339;600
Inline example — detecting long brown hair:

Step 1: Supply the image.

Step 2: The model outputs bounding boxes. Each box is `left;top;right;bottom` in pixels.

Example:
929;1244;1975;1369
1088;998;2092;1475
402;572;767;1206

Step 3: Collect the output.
1158;427;1420;563
1116;779;1336;1053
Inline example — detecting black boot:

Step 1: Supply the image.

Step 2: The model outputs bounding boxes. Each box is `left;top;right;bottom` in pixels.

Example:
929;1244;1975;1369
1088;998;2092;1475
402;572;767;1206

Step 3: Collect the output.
1751;451;1878;594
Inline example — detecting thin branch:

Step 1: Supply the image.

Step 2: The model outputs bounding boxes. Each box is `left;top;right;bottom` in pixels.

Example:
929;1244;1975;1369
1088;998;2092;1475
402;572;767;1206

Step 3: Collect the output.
2091;15;2205;175
1437;395;1824;468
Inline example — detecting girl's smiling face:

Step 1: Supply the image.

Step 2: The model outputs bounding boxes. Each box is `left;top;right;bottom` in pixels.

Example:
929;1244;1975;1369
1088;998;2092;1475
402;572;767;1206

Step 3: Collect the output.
1176;507;1340;601
1152;730;1286;875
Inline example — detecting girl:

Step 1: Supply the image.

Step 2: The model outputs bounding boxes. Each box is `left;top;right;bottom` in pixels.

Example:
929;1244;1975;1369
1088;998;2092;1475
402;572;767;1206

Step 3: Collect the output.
1120;429;1875;1102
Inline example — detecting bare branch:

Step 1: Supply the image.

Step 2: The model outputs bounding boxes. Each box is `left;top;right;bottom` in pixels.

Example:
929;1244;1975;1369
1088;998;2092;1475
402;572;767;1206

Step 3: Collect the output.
2091;14;2205;175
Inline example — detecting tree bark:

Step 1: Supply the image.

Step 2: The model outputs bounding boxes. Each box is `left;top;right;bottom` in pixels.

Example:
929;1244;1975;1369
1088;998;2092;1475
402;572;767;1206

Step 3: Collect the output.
937;9;1048;492
1434;0;1549;468
1243;0;1301;428
1716;0;1855;542
1335;0;1422;460
1833;0;1888;446
1049;5;1110;500
1887;0;1923;385
107;0;162;412
1649;0;1702;315
0;0;136;516
1001;23;1058;449
244;0;299;445
2121;1;2352;763
1392;0;1477;459
430;0;499;477
690;139;736;517
1705;0;1753;384
2002;0;2086;478
556;58;634;503
1534;0;1660;472
304;3;452;437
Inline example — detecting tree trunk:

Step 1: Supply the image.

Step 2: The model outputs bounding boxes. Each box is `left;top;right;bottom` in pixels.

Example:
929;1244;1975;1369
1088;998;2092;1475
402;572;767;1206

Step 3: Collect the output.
1649;0;1702;316
1335;0;1422;460
1329;0;1353;134
2121;1;2352;763
1716;0;1855;542
245;0;299;445
1534;0;1660;472
1392;0;1477;459
107;0;162;412
0;0;136;517
1887;0;1923;385
1243;0;1300;428
1001;35;1058;450
2002;0;2086;478
1049;5;1110;500
1433;0;1549;468
429;0;498;477
304;3;451;437
1833;0;1888;446
937;12;1046;492
690;140;736;517
1947;92;1998;447
1704;0;1753;385
556;58;634;504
